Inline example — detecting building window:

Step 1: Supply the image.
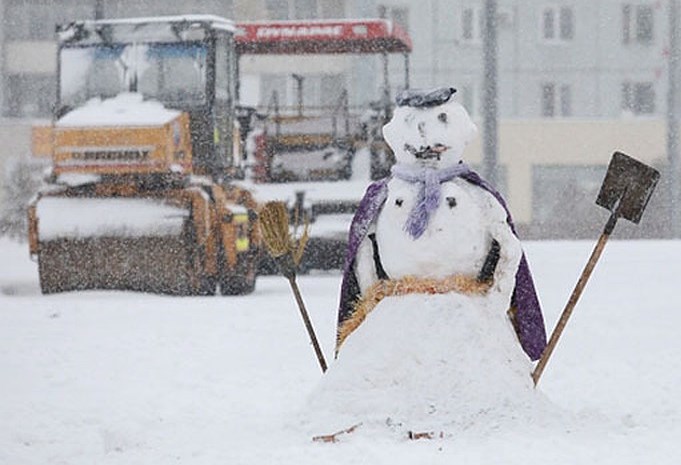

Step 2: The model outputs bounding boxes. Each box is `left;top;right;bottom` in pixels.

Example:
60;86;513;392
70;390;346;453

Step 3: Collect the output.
542;84;556;117
461;7;483;42
541;83;572;117
379;5;410;31
266;0;321;20
541;5;574;42
622;4;654;45
622;81;655;114
559;7;575;39
560;85;572;116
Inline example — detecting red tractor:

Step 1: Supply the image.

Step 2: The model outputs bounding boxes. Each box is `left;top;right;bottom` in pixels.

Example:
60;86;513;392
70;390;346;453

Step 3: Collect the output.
234;18;413;270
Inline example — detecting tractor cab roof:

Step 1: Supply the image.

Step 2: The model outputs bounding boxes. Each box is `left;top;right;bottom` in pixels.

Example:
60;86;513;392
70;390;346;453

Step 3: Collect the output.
57;14;235;46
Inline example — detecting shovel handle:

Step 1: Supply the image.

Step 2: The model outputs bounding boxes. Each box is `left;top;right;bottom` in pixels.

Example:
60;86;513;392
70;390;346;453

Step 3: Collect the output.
532;216;616;386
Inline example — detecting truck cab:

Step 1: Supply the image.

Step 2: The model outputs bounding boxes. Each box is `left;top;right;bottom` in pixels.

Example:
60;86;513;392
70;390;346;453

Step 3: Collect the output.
55;15;241;180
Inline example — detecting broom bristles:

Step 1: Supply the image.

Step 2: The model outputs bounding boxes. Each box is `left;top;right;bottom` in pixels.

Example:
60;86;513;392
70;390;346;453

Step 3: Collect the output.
259;201;291;258
259;201;309;265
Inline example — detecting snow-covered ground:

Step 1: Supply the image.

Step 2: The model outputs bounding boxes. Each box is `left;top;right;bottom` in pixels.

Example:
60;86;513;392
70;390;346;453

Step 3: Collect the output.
1;237;680;464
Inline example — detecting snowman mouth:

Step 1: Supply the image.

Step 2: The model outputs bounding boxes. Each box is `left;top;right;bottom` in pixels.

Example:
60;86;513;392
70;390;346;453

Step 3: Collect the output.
405;144;449;160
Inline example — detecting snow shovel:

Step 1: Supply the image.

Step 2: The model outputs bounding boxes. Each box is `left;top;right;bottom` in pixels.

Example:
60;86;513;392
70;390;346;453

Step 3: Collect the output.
259;201;328;373
532;152;660;386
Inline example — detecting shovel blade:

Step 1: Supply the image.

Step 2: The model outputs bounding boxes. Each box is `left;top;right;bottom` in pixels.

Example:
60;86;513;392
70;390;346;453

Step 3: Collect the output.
596;152;660;224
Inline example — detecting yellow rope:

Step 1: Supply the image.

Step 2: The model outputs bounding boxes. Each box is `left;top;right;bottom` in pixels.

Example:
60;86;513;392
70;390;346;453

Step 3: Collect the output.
336;274;492;352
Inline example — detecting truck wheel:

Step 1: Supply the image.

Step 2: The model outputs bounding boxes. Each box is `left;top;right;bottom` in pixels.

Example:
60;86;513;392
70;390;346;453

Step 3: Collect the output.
220;251;257;296
198;275;217;296
183;222;216;296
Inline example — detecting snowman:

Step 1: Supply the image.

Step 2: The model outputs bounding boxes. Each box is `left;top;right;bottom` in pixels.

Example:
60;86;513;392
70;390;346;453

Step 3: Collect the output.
336;87;547;362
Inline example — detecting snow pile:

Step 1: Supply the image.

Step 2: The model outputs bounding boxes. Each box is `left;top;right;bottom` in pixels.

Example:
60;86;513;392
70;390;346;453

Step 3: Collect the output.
303;292;561;436
36;197;189;240
57;93;180;127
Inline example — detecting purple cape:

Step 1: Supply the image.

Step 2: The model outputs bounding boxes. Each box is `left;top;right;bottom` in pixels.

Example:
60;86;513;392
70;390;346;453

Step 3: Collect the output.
337;172;547;361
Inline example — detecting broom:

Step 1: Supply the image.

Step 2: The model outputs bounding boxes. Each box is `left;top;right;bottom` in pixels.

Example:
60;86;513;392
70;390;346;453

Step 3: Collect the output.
259;201;328;373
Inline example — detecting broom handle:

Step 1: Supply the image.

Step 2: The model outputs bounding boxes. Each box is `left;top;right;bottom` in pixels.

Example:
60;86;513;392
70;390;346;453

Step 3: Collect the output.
288;276;328;373
532;214;617;386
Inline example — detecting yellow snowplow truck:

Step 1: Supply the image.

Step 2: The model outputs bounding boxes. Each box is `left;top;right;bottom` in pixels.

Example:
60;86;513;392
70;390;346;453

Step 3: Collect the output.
27;15;261;295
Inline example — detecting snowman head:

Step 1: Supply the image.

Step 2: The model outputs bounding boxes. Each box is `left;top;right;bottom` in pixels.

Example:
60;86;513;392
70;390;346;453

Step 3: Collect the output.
382;87;477;169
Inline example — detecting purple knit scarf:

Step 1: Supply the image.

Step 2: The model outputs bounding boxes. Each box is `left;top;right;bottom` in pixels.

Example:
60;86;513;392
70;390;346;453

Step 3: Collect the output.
391;162;472;239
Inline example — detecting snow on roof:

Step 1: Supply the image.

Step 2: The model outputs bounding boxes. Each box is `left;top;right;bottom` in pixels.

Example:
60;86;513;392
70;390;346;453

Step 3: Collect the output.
56;93;180;128
58;15;235;44
74;14;235;32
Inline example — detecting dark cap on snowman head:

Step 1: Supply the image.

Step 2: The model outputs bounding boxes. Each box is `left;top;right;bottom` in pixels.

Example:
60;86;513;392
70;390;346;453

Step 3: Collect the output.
395;87;457;108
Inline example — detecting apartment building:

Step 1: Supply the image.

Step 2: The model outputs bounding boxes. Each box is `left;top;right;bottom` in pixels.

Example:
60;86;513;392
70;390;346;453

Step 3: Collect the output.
0;0;675;236
374;0;673;120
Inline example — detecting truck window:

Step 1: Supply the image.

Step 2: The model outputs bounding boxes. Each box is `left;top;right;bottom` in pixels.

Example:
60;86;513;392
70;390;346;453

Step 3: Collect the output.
215;36;232;103
60;42;207;110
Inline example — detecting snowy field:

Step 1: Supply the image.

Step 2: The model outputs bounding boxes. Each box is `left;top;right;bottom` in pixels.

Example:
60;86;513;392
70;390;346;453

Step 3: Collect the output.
1;237;680;464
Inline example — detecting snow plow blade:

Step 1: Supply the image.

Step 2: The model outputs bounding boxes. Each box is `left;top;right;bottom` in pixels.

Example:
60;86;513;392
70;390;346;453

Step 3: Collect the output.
38;234;198;295
29;192;232;296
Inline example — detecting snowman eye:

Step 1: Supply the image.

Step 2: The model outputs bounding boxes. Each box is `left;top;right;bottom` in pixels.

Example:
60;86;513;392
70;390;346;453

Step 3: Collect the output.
438;112;448;123
446;197;457;208
395;198;404;207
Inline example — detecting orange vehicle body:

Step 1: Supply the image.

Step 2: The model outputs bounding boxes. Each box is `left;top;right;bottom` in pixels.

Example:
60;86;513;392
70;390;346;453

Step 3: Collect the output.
53;114;192;176
28;115;261;295
28;15;261;295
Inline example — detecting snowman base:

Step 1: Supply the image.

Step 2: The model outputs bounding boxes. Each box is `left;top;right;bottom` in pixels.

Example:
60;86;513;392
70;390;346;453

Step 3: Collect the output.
304;292;552;439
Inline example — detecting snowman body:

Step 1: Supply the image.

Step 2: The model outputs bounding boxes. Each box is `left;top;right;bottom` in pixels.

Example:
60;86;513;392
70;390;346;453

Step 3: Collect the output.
336;87;547;362
376;177;488;280
354;178;522;304
352;89;521;304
